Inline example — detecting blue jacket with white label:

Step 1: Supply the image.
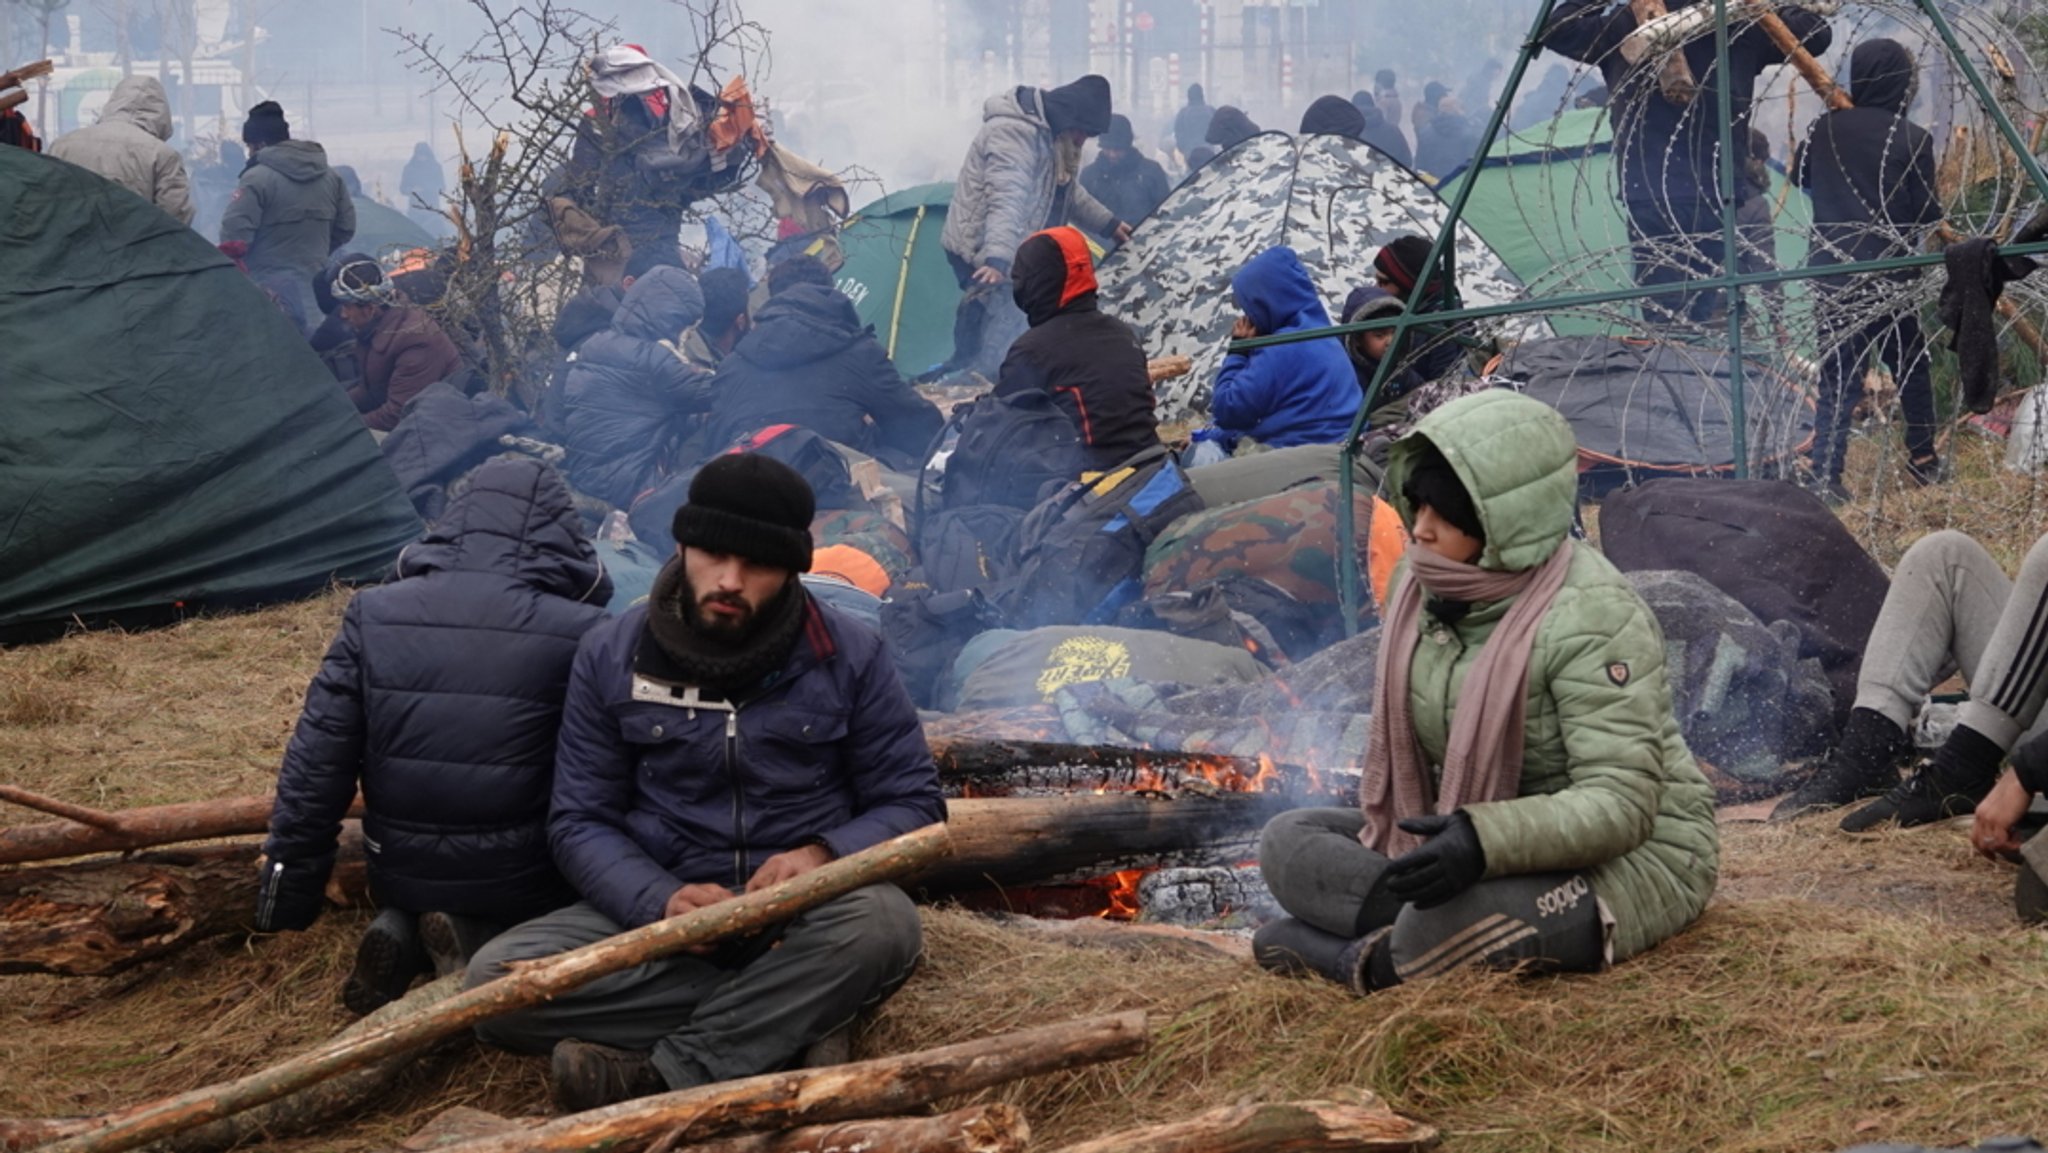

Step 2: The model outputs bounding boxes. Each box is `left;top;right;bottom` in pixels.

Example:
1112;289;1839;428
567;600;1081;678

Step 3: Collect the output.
548;599;946;928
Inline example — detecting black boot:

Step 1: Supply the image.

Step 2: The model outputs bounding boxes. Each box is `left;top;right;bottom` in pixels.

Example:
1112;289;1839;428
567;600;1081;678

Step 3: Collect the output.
1770;708;1913;821
342;909;430;1016
1252;917;1375;994
550;1039;668;1113
417;912;500;978
1841;723;2006;832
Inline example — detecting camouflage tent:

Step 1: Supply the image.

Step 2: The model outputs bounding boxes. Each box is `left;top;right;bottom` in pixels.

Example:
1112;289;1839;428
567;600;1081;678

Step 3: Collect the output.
1095;131;1548;423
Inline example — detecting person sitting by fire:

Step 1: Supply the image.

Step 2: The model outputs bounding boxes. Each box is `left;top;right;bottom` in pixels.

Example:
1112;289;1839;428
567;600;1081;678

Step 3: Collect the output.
1252;390;1718;993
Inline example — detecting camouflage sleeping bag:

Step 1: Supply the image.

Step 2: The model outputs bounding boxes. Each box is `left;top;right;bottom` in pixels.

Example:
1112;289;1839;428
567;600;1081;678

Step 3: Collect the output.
811;508;915;586
1142;481;1372;611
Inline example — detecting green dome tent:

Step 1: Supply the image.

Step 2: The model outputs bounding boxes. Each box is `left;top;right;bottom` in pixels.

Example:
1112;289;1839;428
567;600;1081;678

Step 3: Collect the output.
347;195;438;263
0;148;422;641
834;182;958;376
1441;108;1813;336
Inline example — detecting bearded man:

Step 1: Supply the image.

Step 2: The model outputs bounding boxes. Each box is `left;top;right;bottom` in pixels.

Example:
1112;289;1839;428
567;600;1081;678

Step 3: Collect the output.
463;453;946;1112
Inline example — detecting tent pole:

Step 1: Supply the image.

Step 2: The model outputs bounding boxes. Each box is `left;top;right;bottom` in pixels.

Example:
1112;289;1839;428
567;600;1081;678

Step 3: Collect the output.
887;204;927;361
1334;0;1561;634
1714;0;1747;478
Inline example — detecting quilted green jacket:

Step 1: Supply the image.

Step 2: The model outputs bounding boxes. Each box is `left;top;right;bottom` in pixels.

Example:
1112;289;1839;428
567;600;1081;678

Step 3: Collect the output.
1383;390;1718;962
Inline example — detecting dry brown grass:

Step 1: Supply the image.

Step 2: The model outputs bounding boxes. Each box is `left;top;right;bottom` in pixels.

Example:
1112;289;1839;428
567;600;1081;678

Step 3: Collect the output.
5;580;2048;1151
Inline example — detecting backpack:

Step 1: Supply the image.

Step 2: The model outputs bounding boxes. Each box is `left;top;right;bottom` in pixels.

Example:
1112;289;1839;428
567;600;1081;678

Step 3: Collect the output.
914;505;1025;595
931;390;1085;513
880;587;1005;709
998;446;1205;630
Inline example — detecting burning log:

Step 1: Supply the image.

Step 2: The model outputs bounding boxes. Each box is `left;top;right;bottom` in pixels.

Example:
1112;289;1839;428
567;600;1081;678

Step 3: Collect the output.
651;1104;1029;1153
30;825;953;1153
0;839;368;977
0;795;364;868
918;794;1300;895
403;1012;1142;1153
929;738;1342;801
1135;865;1279;929
1044;1100;1439;1153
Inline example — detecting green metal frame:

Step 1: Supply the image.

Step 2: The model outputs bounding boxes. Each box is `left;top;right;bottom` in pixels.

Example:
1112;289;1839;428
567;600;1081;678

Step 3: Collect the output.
1214;0;2048;633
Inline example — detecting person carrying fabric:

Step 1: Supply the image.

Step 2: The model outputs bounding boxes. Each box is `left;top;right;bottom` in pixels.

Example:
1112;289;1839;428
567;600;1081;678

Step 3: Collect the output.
1253;390;1718;992
565;45;718;268
1795;38;1943;497
47;75;194;226
1541;0;1831;326
255;458;612;1014
941;74;1132;377
705;256;942;472
219;100;355;329
463;453;945;1111
1202;246;1360;454
994;225;1160;471
330;258;466;433
1080;114;1170;237
560;263;713;508
1773;529;2048;836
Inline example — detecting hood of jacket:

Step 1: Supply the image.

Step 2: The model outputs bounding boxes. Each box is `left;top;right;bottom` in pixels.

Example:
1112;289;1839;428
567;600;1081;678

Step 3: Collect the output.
397;456;613;605
254;139;336;183
556;284;624;349
1206;105;1260;148
1300;95;1366;139
1232;246;1331;335
982;86;1051;134
1012;226;1098;327
101;76;173;141
734;283;865;369
612;265;704;341
1386;389;1578;573
1849;38;1916;113
1342;284;1405;325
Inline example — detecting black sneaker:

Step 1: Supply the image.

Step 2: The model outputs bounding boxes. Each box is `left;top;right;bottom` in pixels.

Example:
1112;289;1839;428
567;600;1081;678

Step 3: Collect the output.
550;1039;667;1113
342;909;429;1016
1771;709;1912;822
417;912;498;978
1839;763;1989;832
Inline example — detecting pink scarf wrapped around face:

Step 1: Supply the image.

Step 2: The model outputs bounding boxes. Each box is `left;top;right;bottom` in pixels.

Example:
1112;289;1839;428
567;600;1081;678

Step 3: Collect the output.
1360;539;1575;856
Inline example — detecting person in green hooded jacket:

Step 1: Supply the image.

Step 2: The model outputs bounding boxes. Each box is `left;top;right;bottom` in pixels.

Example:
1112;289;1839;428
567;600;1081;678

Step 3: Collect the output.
1253;389;1718;992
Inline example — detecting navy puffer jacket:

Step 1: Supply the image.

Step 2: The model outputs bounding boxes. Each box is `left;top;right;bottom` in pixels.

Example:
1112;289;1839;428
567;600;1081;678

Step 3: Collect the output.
550;599;947;929
562;266;713;508
264;457;614;924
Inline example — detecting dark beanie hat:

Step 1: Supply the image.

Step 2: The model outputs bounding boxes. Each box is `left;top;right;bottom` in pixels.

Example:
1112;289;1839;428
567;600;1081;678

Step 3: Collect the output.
1043;74;1113;137
1374;235;1437;294
671;453;816;573
243;100;290;147
1376;69;1398;89
1100;113;1136;150
1402;439;1485;544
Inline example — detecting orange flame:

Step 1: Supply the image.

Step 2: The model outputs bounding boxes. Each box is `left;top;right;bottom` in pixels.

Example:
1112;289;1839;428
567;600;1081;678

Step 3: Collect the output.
1095;868;1149;920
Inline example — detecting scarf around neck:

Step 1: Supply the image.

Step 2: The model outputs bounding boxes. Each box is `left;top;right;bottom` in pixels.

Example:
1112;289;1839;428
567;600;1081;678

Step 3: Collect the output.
1360;539;1576;856
640;556;809;700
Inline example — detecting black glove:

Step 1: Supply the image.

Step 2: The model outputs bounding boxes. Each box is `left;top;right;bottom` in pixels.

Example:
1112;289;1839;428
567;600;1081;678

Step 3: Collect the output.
1383;813;1487;910
254;852;336;932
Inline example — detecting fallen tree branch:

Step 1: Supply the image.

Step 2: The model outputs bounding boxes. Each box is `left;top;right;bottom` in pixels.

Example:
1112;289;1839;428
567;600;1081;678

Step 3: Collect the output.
649;1104;1028;1153
1044;1100;1439;1153
0;786;125;832
410;1012;1142;1153
32;824;953;1153
0;796;363;867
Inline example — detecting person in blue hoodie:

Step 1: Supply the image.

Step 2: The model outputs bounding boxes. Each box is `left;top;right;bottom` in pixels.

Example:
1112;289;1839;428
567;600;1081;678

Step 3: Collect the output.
1206;247;1362;452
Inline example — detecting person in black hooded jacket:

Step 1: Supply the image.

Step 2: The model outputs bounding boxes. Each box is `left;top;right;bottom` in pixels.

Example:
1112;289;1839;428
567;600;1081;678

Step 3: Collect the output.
1797;38;1943;492
257;457;613;1015
1081;115;1171;235
1350;91;1413;169
1300;94;1366;140
561;264;713;508
994;225;1160;470
705;258;942;470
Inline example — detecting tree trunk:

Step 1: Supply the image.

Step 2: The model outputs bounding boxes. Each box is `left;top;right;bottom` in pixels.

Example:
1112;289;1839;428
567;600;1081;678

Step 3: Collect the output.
32;825;952;1153
0;795;361;867
395;1011;1143;1153
1;975;462;1153
0;841;366;977
1044;1101;1439;1153
928;738;1337;801
661;1105;1029;1153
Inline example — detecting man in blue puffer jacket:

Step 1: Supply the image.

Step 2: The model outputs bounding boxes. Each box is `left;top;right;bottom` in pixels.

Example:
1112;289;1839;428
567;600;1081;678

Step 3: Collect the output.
464;453;946;1113
560;264;715;508
257;457;613;1014
1207;246;1362;451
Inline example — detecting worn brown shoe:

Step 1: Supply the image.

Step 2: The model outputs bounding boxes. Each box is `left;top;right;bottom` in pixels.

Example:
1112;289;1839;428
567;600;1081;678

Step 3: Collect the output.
549;1039;666;1113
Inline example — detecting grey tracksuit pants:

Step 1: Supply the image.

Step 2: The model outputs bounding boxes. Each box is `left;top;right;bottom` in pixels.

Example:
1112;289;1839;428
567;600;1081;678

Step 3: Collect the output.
463;885;922;1090
1258;807;1606;983
1856;530;2048;752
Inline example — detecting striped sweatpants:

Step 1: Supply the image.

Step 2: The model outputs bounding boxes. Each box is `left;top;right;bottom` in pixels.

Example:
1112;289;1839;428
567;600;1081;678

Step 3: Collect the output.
1857;530;2048;753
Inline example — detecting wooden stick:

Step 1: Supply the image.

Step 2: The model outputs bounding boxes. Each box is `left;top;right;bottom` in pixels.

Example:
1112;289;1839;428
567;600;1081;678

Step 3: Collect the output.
34;824;953;1153
408;1012;1142;1153
0;90;27;115
0;786;126;832
0;795;363;867
0;61;54;90
656;1104;1030;1153
1044;1100;1440;1153
1629;0;1698;106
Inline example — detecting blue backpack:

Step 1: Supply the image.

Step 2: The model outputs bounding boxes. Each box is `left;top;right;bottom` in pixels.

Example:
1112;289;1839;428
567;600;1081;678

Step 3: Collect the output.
997;445;1204;630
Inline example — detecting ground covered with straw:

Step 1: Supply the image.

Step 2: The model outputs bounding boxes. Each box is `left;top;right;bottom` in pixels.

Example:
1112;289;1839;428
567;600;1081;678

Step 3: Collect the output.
4;567;2048;1150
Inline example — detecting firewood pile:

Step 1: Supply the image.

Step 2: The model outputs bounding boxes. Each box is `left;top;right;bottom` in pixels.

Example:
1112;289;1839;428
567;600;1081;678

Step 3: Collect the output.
0;829;1436;1153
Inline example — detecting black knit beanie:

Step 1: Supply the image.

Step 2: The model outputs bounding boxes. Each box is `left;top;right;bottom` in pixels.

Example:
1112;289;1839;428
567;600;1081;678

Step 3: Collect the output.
1374;235;1438;295
671;453;816;573
1401;440;1485;545
1043;74;1113;137
243;100;290;147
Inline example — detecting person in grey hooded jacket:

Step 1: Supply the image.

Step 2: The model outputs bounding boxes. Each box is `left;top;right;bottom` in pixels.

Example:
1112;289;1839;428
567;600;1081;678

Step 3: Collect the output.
940;74;1131;376
219;101;355;327
48;75;194;225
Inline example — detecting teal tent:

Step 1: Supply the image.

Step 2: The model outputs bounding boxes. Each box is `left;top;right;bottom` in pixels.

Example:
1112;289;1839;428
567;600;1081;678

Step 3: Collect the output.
835;183;958;376
347;195;438;263
1443;108;1813;336
1;148;423;641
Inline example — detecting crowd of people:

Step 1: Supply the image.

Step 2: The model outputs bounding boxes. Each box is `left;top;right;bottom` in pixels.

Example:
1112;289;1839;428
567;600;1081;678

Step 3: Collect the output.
10;3;2041;1122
